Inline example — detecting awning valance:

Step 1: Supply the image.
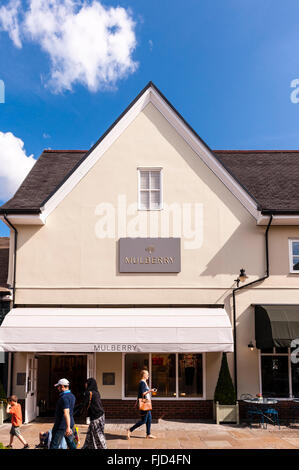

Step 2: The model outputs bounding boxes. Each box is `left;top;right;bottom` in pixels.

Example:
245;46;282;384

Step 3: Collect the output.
255;305;299;349
0;307;233;353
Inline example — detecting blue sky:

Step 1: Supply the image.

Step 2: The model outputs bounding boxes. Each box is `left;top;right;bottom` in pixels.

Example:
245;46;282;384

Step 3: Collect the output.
1;0;299;235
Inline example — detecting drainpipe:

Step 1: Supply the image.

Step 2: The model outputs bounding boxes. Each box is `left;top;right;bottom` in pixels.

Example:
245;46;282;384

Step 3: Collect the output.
3;213;17;397
3;213;17;307
232;214;273;398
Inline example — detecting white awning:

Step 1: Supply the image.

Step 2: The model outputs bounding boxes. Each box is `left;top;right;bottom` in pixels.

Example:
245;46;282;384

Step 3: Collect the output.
0;307;233;353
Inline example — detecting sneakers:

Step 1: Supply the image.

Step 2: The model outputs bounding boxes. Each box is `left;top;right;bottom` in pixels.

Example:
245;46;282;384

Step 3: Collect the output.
5;445;12;449
23;443;29;449
146;434;156;439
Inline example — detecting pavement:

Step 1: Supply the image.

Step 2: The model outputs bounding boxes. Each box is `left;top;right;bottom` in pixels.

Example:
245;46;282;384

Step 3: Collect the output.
1;419;299;449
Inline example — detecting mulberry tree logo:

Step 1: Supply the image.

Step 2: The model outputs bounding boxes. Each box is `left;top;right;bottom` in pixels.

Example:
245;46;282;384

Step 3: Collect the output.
0;80;4;104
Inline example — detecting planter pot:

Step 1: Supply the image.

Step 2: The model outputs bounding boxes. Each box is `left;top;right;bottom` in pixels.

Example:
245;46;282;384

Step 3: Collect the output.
0;402;8;426
213;401;239;425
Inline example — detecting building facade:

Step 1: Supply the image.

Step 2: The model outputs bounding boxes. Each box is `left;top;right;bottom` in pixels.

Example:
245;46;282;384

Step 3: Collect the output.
0;83;299;422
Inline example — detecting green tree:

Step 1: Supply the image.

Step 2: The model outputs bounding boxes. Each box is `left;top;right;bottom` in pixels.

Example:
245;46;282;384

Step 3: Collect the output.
214;352;236;405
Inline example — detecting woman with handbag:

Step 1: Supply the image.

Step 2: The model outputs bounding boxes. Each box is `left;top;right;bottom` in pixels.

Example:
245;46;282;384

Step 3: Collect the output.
127;370;156;439
82;378;107;449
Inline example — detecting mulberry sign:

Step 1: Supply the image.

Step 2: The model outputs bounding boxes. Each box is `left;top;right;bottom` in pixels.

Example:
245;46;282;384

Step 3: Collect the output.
119;238;181;273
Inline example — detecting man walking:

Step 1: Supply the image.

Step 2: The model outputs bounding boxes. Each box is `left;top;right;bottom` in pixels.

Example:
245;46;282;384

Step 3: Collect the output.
50;378;77;449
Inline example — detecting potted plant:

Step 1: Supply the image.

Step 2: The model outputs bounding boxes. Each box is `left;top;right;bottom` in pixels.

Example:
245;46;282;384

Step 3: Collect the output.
213;352;239;424
0;380;8;426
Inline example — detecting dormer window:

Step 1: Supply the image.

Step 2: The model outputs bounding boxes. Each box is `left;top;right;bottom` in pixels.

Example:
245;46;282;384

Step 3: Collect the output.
289;239;299;272
138;168;162;210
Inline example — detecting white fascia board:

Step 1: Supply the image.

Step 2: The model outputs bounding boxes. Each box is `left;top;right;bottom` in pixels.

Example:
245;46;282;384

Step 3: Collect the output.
257;214;299;225
41;90;151;219
41;85;259;221
150;89;259;220
0;214;45;226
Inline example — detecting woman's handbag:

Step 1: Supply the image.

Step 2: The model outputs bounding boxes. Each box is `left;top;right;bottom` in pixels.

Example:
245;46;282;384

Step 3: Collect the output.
138;398;152;411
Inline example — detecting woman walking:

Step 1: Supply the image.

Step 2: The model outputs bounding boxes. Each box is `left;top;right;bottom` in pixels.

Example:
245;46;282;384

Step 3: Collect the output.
127;370;156;439
82;378;107;449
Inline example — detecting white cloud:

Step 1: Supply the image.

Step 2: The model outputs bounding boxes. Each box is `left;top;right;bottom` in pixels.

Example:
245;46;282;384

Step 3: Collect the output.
0;131;35;200
0;0;138;92
0;0;22;48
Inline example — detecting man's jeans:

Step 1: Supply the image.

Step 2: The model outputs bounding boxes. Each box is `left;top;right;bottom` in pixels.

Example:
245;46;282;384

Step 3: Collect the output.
130;410;152;436
50;429;77;449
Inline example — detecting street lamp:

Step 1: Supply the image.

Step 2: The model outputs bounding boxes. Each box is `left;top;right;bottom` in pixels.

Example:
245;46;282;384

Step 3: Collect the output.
234;268;248;287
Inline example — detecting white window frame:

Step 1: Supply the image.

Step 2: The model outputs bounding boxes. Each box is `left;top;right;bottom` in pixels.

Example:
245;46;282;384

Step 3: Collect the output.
259;347;297;400
122;352;206;400
137;167;163;211
289;239;299;273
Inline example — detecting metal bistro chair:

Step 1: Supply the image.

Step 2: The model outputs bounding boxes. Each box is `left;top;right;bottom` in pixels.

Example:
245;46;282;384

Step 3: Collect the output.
247;406;266;428
240;394;266;428
264;406;280;428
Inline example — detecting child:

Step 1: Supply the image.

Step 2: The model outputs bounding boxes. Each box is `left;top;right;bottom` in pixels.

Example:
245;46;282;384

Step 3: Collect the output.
6;395;29;449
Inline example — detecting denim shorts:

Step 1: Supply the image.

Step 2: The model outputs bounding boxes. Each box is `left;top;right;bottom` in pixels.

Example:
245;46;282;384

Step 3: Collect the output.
10;425;21;437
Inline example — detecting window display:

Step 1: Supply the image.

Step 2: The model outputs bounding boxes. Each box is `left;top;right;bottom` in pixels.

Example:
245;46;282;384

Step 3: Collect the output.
125;354;149;397
124;353;204;398
178;354;203;397
151;354;176;397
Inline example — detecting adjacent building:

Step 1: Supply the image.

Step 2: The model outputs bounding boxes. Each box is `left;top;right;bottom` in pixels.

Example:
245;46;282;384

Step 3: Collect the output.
0;82;299;422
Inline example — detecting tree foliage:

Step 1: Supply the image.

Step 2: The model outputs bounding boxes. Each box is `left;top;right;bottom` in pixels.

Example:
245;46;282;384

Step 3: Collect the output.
214;352;236;405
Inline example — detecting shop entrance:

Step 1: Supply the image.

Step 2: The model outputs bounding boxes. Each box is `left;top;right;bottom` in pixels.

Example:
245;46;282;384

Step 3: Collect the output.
36;355;88;417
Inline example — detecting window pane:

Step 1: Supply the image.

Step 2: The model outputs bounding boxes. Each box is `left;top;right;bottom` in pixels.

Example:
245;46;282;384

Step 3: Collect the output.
150;191;161;209
150;171;161;190
178;354;203;397
140;171;149;190
151;354;176;397
293;257;299;271
292;361;299;397
292;242;299;256
140;191;149;210
275;347;288;354
261;348;274;354
261;356;289;398
125;354;149;397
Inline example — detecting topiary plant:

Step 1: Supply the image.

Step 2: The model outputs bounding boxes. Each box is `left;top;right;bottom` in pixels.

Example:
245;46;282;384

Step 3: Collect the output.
214;352;236;405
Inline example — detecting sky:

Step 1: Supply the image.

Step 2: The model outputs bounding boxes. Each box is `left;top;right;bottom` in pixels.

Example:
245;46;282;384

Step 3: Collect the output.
1;0;299;236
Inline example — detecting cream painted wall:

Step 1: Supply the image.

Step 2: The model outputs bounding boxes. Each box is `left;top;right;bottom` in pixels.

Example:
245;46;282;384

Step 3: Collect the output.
14;102;265;299
12;352;27;400
10;101;299;399
96;353;122;399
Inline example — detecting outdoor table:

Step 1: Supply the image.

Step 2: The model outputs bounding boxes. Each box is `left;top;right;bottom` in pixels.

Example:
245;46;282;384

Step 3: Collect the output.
243;399;278;426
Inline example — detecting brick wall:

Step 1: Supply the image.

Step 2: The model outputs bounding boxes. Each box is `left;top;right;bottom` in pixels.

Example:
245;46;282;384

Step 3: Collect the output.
101;399;214;420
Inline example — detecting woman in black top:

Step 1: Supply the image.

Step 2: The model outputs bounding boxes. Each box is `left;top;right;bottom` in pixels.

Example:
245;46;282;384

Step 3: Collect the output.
82;378;107;449
127;370;156;439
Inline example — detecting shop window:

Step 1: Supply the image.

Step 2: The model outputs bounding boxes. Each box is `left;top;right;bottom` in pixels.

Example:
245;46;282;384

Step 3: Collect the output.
289;239;299;272
151;354;176;397
292;360;299;397
178;354;203;398
138;168;162;210
261;355;289;398
124;353;204;399
124;354;149;397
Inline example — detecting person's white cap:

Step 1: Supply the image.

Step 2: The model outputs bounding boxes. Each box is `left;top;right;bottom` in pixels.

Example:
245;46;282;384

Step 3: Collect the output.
54;378;70;387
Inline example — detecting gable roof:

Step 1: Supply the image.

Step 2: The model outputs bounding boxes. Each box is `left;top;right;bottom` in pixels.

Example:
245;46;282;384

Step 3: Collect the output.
0;150;86;213
0;82;298;222
215;151;299;214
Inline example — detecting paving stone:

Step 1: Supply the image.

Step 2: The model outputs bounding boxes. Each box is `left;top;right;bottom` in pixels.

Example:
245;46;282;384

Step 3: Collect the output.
1;420;299;449
203;440;233;448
